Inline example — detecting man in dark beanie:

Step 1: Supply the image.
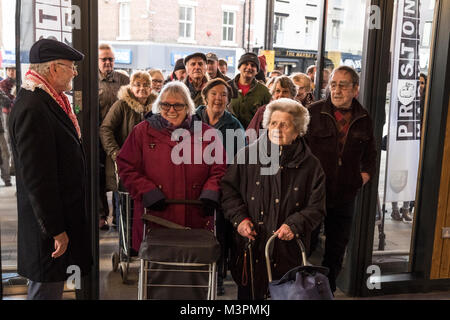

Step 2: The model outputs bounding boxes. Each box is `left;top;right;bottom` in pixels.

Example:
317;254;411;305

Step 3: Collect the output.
228;52;271;129
165;58;187;84
9;38;92;300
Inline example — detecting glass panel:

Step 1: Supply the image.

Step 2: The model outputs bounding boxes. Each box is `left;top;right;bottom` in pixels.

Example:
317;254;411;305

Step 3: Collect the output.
186;22;191;38
179;7;185;20
320;0;366;98
372;0;436;274
179;23;185;38
186;7;192;22
229;12;234;25
223;11;228;25
228;27;233;42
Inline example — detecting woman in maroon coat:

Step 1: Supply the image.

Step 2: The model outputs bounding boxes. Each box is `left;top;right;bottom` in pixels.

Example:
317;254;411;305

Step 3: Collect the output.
116;81;227;251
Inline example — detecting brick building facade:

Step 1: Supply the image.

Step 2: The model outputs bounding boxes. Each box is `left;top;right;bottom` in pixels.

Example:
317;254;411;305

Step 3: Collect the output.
99;0;255;76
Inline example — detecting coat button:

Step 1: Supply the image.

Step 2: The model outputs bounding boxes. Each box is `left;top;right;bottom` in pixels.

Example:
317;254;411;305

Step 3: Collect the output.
251;197;255;200
260;211;264;215
294;187;299;191
158;185;162;189
256;181;260;185
275;199;279;204
296;202;300;206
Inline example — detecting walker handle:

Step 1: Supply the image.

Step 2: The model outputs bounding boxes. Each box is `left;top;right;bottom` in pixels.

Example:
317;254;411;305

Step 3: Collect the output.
265;233;308;283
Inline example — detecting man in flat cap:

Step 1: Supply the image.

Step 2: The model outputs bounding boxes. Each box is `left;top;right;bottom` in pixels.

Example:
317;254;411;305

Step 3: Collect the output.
228;52;271;129
8;38;92;300
183;52;209;107
206;52;230;82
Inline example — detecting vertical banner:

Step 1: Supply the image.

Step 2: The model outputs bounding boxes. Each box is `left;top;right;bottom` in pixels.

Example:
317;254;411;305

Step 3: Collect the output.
385;0;421;202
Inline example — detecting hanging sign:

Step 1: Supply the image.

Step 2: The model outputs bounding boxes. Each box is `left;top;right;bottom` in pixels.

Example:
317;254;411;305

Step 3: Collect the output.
385;0;421;202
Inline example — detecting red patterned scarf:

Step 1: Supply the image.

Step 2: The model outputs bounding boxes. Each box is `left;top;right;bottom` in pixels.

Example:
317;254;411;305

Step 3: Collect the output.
24;69;81;139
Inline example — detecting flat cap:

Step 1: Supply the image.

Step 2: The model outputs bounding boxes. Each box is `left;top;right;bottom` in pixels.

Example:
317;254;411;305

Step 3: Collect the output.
184;52;207;66
206;52;218;62
30;38;84;64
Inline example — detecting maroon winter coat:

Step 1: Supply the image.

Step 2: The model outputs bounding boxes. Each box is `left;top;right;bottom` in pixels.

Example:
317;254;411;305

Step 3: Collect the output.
116;114;227;251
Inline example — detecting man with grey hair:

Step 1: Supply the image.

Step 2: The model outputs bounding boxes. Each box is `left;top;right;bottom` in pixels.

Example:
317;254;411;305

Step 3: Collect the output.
305;65;377;293
98;43;130;230
9;38;92;300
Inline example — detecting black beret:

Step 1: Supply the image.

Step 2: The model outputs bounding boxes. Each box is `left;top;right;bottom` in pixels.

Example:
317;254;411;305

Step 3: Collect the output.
184;52;207;66
30;39;84;63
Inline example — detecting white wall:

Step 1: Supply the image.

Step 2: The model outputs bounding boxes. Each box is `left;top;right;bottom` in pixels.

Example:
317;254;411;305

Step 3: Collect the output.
1;0;16;50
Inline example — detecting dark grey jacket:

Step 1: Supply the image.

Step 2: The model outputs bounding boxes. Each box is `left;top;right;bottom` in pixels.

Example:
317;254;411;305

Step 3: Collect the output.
221;134;326;298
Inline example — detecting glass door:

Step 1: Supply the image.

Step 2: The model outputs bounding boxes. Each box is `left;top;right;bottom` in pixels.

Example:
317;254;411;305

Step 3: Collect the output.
372;0;436;275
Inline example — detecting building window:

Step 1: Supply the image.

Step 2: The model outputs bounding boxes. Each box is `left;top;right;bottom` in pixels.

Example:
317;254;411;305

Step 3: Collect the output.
305;17;316;38
179;6;194;40
274;15;286;45
222;11;236;42
118;0;131;40
332;20;342;39
421;21;432;47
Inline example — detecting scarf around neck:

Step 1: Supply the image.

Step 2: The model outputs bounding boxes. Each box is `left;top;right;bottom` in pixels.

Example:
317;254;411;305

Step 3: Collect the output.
23;69;81;139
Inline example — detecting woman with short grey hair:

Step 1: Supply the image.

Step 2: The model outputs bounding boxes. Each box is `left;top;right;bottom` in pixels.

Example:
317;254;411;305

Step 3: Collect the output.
262;98;310;138
221;98;326;300
117;80;227;258
152;81;196;116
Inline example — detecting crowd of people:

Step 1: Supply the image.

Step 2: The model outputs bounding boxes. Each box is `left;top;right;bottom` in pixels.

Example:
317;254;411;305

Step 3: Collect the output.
5;38;378;300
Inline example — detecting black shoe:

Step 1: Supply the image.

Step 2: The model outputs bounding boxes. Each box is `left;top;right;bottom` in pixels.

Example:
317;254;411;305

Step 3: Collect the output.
4;181;12;187
401;208;413;222
217;284;225;296
391;209;402;221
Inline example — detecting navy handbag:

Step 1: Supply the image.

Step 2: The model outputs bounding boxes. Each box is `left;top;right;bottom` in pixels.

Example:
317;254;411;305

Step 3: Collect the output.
265;233;333;300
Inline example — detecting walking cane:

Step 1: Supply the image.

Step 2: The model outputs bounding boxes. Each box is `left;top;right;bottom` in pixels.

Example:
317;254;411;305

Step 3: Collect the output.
247;239;255;300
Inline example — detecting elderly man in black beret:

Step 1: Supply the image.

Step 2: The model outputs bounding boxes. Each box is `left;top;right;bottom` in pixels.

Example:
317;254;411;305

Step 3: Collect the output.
8;38;92;300
183;52;209;106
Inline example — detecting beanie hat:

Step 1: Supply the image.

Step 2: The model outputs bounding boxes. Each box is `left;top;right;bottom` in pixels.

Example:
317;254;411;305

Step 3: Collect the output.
173;58;186;72
238;52;260;72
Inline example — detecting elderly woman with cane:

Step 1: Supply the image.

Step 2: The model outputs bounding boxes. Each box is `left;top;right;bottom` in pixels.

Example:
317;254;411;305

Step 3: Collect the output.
221;98;326;300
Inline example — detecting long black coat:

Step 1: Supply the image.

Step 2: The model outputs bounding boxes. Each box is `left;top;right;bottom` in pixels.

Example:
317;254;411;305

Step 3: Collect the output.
221;134;326;299
9;87;92;282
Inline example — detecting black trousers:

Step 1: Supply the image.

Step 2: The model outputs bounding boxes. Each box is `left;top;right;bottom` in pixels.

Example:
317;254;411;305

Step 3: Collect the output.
322;200;356;293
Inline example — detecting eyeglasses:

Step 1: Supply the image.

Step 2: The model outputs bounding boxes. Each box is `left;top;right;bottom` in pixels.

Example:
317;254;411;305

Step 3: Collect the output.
99;57;115;62
132;83;151;88
160;102;186;111
329;82;354;91
56;63;77;73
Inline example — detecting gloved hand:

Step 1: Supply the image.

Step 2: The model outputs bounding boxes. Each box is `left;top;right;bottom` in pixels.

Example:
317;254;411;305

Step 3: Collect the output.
148;199;167;211
201;198;217;217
